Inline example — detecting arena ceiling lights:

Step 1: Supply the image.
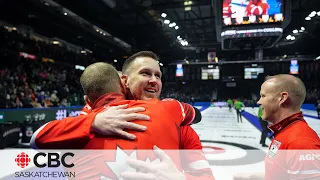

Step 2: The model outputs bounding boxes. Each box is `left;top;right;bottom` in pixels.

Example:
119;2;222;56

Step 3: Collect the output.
286;35;295;41
292;27;305;34
160;14;179;30
305;11;320;21
159;12;185;46
286;27;305;41
40;0;131;53
177;36;188;46
52;41;60;45
184;1;192;11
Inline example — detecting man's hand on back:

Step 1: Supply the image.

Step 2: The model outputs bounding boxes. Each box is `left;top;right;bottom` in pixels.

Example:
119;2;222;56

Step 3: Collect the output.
91;104;150;140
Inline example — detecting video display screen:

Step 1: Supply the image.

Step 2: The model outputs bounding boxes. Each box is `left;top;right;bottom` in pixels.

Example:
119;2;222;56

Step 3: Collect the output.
202;67;220;80
223;0;283;26
176;64;184;77
244;65;264;79
289;60;299;74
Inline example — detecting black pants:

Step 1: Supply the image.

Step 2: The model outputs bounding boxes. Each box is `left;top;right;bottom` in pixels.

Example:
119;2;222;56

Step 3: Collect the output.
236;109;242;123
259;118;269;145
317;108;320;118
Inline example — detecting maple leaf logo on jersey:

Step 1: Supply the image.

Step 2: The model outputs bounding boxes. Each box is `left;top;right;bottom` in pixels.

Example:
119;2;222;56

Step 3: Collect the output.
268;140;281;158
101;147;160;180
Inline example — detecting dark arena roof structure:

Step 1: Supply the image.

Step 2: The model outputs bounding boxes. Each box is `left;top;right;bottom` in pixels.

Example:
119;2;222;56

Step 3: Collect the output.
0;0;320;64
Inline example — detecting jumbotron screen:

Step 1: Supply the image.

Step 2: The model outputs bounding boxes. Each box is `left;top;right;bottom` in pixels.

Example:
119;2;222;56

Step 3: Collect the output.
202;67;220;80
289;60;299;74
244;65;264;79
222;0;284;26
176;64;184;77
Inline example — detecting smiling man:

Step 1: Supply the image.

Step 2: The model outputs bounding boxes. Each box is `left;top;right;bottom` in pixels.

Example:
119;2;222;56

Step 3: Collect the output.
121;51;162;100
234;74;320;180
31;51;212;180
259;74;320;180
78;51;201;138
258;74;307;125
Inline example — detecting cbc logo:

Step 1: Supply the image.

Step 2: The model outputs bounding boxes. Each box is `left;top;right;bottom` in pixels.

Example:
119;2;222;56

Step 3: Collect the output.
15;152;74;168
15;152;31;168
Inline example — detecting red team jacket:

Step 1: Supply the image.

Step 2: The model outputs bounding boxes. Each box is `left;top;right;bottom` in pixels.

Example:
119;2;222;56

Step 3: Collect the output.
31;93;214;180
265;112;320;180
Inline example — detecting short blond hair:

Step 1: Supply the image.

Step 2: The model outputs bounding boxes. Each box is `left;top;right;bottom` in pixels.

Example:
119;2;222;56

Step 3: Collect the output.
265;74;306;109
80;62;121;103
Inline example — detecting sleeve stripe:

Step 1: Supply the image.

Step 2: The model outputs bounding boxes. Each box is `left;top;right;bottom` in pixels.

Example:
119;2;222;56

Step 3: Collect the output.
187;160;211;170
80;112;88;115
190;107;196;123
29;122;50;149
287;169;320;175
177;101;186;121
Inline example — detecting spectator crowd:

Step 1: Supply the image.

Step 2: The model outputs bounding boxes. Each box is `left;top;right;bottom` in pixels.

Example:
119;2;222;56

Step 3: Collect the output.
0;26;319;109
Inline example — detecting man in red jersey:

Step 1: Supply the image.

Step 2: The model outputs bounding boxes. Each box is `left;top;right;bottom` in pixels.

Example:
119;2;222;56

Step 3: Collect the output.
70;62;204;179
77;51;201;139
31;52;202;148
245;0;269;16
31;52;213;180
31;51;202;146
79;63;196;150
234;74;320;180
